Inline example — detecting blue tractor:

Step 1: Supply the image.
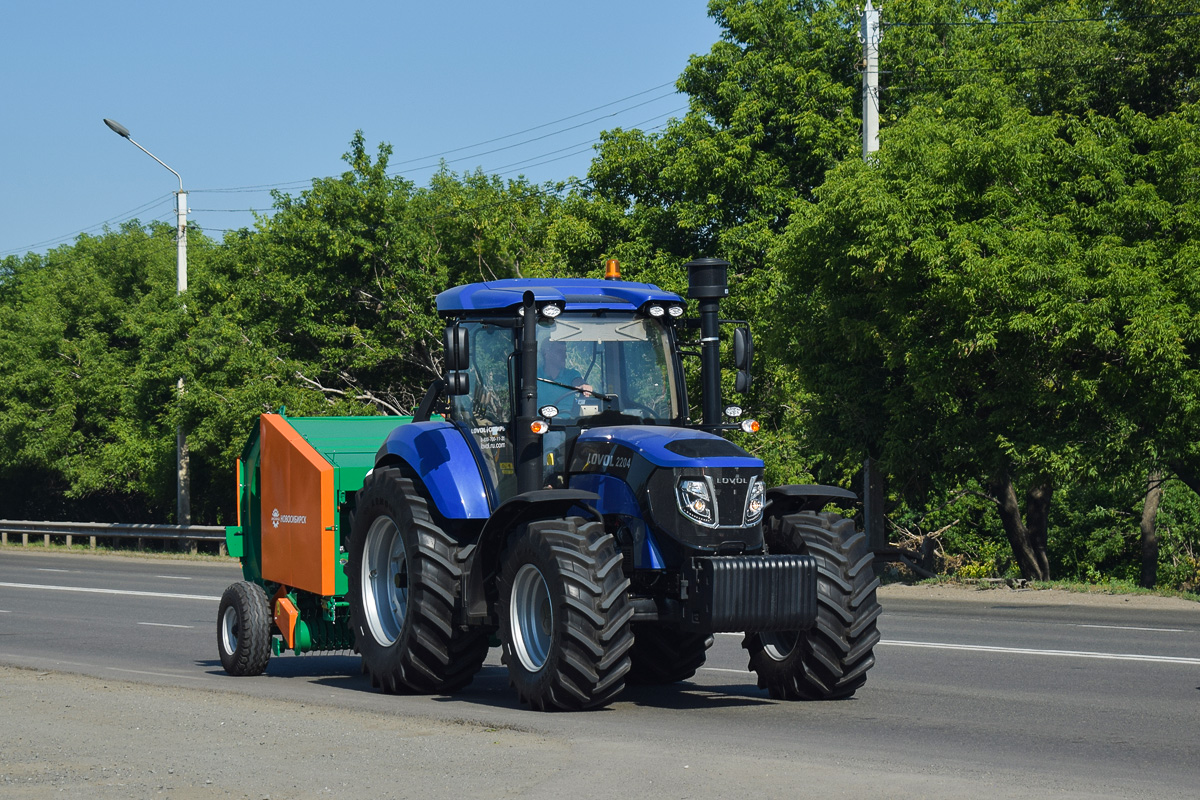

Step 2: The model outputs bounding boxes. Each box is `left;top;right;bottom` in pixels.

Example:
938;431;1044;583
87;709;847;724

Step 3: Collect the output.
342;258;881;710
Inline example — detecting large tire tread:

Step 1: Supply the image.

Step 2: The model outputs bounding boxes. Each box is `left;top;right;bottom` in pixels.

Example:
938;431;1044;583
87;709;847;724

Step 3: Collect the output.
499;518;634;711
744;511;881;700
348;468;489;695
217;580;272;677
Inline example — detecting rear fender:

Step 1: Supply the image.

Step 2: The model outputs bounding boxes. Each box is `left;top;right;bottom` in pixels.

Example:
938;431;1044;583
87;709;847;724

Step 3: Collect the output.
374;421;489;520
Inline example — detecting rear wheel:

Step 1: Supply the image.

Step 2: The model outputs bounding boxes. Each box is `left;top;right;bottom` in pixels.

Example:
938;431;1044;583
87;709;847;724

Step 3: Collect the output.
627;625;713;684
347;467;488;694
217;581;271;677
498;517;634;710
744;511;881;700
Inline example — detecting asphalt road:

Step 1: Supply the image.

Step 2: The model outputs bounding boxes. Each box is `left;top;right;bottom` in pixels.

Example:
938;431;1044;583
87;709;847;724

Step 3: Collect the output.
1;548;1197;798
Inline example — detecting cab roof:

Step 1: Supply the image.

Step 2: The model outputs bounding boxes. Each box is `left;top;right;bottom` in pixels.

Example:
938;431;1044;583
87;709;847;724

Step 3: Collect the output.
436;278;682;316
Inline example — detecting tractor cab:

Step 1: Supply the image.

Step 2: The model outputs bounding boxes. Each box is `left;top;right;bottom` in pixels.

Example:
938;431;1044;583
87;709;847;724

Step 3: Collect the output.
433;271;697;505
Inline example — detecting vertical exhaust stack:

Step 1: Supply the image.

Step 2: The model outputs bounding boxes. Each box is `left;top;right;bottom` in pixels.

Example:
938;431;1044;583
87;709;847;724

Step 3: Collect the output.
516;290;542;494
685;258;730;431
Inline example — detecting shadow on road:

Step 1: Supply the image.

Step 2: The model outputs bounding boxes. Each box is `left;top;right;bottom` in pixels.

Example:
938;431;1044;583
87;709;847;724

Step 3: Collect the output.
194;654;363;680
194;657;778;711
624;676;779;709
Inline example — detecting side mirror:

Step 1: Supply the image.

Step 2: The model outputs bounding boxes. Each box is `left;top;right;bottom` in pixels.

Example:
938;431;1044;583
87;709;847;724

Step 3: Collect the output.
444;325;469;372
734;326;753;394
445;371;470;396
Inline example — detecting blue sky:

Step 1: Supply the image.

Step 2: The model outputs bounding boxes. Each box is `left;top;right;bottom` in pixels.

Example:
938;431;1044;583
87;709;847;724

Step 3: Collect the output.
1;2;721;257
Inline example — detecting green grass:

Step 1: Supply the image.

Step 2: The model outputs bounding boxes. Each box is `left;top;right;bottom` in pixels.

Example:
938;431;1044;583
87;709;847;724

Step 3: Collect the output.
0;539;235;563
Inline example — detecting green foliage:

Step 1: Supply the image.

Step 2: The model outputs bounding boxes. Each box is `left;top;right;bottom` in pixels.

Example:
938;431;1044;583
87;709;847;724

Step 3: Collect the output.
0;223;200;520
1;0;1198;595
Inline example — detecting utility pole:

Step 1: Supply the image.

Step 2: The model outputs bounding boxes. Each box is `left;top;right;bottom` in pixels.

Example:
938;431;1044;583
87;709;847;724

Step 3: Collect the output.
104;119;191;526
860;0;882;160
858;4;886;563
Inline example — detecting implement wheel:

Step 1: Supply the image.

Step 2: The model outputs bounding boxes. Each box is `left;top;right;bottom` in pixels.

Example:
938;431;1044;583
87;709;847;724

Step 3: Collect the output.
744;511;881;700
217;580;271;676
347;467;488;694
498;517;634;710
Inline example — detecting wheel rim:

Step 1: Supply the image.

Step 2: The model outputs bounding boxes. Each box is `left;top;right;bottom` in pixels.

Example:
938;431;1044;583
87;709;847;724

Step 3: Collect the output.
220;605;239;655
362;515;408;646
760;630;799;662
510;563;553;672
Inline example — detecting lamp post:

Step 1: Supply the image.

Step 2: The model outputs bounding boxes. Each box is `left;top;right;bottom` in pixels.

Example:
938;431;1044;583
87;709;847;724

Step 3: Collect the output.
103;118;190;525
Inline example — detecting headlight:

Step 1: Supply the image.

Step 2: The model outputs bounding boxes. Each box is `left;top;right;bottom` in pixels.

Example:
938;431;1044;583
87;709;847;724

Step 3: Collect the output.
743;476;765;525
676;477;715;526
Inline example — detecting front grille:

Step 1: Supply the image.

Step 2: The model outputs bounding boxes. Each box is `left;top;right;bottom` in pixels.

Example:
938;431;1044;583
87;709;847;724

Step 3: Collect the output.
646;466;764;550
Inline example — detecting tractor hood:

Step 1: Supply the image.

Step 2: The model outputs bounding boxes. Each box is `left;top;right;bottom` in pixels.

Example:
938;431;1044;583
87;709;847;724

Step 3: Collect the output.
571;426;763;471
568;426;766;553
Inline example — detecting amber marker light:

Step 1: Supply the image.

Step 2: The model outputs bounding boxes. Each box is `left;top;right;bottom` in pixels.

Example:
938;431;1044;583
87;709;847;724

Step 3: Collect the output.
604;259;621;280
741;419;760;433
530;420;550;435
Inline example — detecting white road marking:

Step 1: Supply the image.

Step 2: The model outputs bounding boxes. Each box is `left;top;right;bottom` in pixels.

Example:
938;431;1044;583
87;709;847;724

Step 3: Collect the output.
137;622;193;629
1074;624;1186;633
701;666;751;674
0;610;10;613
0;581;219;602
36;568;71;573
155;575;192;580
878;639;1200;665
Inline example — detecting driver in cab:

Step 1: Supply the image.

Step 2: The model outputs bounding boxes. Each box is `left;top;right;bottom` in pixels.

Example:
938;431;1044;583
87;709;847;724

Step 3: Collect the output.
537;340;593;417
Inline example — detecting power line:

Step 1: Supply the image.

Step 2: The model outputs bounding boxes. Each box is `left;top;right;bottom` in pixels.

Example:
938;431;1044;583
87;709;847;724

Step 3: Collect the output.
5;79;684;257
497;119;680;178
195;104;690;214
400;105;689;177
1;194;175;258
388;82;679;167
387;93;681;177
882;60;1118;77
884;11;1199;28
191;80;681;196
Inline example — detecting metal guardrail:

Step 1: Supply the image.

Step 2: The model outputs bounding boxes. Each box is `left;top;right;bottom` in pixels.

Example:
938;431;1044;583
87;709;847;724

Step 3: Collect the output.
0;520;227;554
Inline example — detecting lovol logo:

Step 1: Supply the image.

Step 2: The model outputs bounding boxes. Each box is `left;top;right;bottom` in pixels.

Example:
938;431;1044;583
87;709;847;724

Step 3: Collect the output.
271;508;308;529
586;451;632;470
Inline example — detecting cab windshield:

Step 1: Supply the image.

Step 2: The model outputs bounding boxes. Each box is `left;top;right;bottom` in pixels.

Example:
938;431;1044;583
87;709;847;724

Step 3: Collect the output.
535;313;679;425
449;311;680;501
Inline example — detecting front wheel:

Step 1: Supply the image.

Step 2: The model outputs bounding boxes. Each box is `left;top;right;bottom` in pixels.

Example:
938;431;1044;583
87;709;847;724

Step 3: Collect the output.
217;581;272;676
744;511;881;700
498;517;634;710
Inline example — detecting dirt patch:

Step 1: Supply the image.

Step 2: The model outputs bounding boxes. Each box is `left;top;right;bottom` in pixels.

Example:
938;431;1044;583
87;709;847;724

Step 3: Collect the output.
878;581;1198;611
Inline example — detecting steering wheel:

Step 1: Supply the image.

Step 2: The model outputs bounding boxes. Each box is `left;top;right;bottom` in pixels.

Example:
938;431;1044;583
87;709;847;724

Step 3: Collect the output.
618;399;659;418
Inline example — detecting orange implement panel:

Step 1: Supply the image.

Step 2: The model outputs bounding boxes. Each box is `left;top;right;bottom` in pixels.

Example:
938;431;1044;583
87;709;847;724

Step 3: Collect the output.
259;414;337;596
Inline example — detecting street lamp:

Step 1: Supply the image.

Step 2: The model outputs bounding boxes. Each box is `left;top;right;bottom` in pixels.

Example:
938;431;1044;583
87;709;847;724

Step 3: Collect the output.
103;118;191;525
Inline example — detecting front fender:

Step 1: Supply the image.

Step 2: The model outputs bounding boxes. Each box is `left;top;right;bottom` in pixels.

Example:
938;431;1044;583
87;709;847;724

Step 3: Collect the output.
766;484;858;517
375;421;489;519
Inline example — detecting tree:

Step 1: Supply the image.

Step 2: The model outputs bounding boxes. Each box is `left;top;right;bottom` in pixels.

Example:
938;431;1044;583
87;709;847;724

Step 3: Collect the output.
0;223;203;521
774;81;1200;579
